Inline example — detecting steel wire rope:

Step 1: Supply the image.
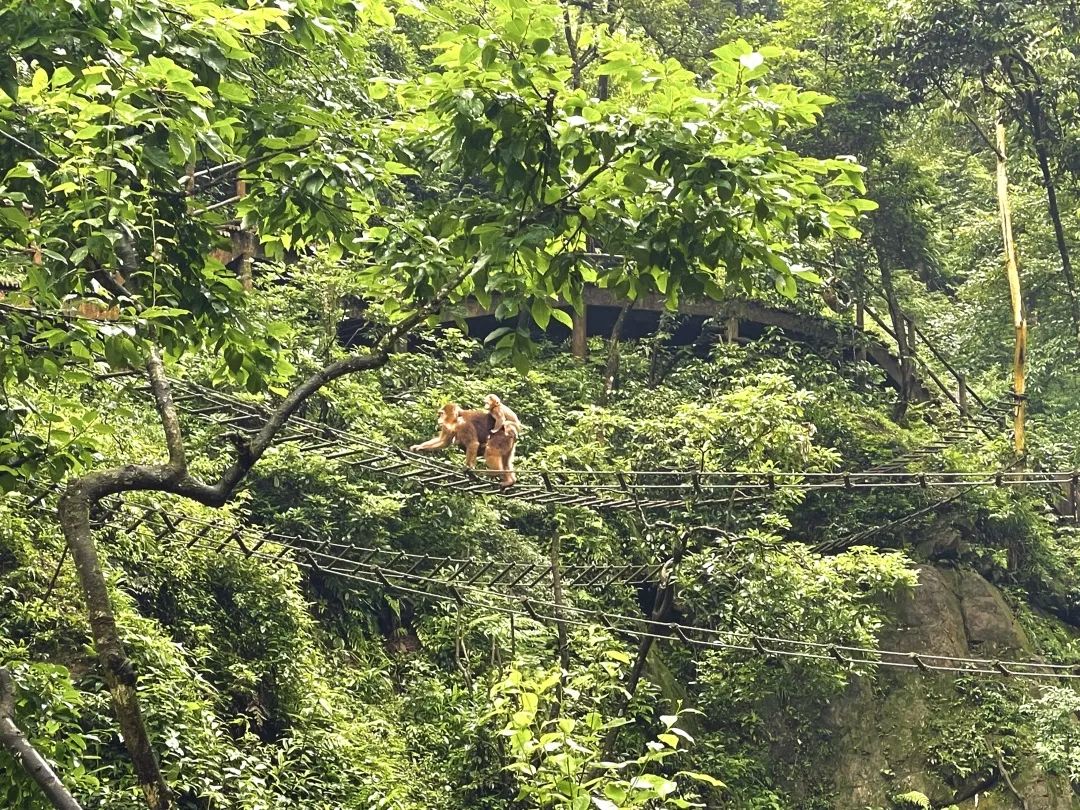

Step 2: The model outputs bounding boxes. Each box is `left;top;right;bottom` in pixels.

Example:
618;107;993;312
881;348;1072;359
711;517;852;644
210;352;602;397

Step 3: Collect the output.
109;498;664;586
155;378;1028;485
96;350;1032;514
171;532;1080;679
161;377;1078;494
123;510;1080;680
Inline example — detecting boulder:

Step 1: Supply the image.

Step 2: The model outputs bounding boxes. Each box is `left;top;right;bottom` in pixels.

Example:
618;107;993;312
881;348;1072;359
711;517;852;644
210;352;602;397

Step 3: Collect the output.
821;565;1077;810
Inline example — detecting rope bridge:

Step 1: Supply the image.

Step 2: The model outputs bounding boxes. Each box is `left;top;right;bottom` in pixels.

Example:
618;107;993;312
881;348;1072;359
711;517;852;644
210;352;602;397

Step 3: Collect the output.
117;376;1077;518
98;501;1080;682
114;500;664;591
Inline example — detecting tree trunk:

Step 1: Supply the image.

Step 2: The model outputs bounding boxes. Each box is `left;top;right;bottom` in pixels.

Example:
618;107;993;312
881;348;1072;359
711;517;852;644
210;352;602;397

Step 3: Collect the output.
45;249;478;809
604;527;689;755
1031;134;1080;347
0;669;85;810
873;234;911;417
571;308;588;360
51;347;392;810
58;482;171;810
599;302;632;405
548;533;570;716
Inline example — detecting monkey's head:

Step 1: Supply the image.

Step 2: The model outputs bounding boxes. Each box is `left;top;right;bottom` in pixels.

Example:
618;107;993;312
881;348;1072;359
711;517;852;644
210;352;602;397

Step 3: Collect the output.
438;402;461;428
484;394;502;410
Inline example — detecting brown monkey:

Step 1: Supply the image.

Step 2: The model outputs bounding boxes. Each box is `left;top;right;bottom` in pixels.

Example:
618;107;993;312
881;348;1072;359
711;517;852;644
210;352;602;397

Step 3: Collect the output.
411;402;518;486
484;394;521;436
484;425;518;487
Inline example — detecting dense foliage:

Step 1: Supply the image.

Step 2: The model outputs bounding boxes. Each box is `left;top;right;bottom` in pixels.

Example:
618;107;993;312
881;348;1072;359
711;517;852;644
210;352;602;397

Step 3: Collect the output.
1;0;1078;808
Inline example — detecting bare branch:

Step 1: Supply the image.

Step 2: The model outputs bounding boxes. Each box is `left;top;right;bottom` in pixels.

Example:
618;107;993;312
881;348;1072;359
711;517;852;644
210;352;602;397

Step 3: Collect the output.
0;669;85;810
0;127;59;168
146;348;187;470
192;195;241;216
929;74;1002;160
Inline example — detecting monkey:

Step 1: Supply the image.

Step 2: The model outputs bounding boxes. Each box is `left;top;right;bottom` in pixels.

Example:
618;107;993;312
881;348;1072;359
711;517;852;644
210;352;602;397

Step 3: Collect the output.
484;394;521;436
483;424;518;487
409;403;491;466
410;402;518;486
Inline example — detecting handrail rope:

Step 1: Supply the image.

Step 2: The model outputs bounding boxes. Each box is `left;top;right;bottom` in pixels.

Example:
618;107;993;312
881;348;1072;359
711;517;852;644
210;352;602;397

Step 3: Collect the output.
165;375;1070;489
106;505;1079;677
100;337;1010;503
144;377;1076;530
812;455;1033;554
161;526;1080;680
104;498;667;586
814;266;990;406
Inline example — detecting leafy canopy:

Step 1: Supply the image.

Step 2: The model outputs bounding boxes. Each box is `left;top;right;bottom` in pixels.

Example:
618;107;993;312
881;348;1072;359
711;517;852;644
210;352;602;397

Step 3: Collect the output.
1;0;872;488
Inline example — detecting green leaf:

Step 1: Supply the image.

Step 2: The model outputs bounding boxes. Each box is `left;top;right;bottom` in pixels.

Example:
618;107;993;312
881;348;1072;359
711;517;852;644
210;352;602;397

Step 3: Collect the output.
218;81;251;103
0;207;29;230
551;308;574;328
603;784;628;804
484;326;514;345
132;11;164;42
530;298;551;329
73;125;103;141
368;1;395;27
0;57;18;102
5;162;40;181
69;341;93;362
677;771;726;788
141;306;191;319
51;66;76;88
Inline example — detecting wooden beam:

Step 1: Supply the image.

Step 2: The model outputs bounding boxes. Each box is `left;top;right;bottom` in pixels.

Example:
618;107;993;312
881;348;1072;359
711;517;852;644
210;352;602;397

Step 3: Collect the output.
571;306;587;360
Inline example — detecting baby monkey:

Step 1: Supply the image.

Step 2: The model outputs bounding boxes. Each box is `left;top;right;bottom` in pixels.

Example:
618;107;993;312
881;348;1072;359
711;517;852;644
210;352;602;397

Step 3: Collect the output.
484;394;521;437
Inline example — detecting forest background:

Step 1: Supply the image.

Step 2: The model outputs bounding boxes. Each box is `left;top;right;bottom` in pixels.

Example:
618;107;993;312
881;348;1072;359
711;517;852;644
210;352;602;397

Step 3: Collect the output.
0;0;1079;808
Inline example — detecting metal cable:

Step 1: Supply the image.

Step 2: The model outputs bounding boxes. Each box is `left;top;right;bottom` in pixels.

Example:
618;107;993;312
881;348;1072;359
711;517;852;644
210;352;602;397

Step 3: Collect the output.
111;508;1080;680
131;375;1076;511
177;532;1080;680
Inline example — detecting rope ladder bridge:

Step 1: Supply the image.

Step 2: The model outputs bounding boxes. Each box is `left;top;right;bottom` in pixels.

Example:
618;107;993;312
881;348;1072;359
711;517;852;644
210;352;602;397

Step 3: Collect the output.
78;499;1080;682
106;375;1079;518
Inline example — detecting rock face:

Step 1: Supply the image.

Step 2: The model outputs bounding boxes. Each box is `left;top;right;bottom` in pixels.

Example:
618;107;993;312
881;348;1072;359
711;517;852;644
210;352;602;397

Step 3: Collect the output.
823;565;1078;810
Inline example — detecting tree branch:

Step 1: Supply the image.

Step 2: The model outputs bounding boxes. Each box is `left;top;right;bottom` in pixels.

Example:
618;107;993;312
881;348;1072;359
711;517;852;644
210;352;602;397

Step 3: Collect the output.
146;348;186;470
928;74;1002;160
191;195;241;216
0;669;85;810
53;219;492;810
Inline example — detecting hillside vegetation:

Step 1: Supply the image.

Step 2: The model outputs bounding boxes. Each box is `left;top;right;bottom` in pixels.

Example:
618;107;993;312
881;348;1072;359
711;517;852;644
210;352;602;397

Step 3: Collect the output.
0;0;1078;808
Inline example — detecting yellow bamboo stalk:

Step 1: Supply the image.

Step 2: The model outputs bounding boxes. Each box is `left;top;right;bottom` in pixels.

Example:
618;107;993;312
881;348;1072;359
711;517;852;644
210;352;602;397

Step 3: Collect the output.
995;119;1026;457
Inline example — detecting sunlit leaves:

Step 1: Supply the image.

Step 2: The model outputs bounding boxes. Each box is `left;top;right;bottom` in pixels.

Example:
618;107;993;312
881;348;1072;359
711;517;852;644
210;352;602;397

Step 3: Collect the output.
489;655;712;808
387;1;874;371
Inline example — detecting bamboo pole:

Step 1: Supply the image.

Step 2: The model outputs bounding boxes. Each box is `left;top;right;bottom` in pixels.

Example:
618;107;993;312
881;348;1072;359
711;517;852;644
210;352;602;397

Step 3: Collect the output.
995;118;1026;457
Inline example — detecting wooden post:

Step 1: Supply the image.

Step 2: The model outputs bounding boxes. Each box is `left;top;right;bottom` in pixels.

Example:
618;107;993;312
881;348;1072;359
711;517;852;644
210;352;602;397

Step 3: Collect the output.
571;306;587;360
995;118;1027;457
957;373;969;417
855;301;866;362
233;178;254;292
